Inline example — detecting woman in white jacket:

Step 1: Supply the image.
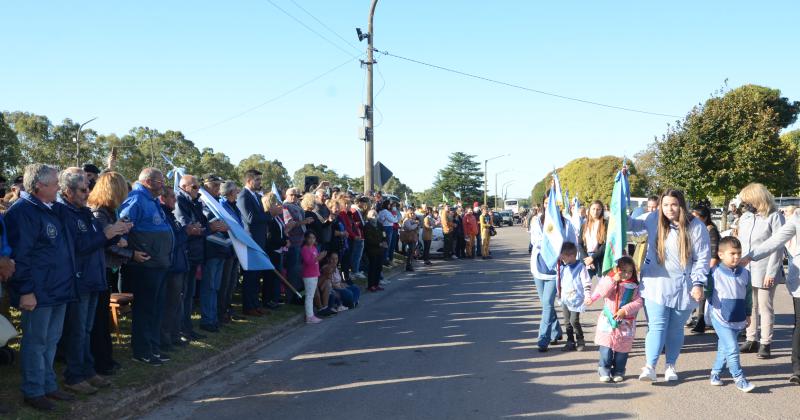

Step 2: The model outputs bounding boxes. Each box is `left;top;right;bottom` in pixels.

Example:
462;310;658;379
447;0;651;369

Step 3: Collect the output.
530;191;576;352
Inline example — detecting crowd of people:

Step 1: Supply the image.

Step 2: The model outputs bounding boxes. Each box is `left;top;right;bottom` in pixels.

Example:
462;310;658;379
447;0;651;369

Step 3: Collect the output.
528;182;800;393
0;162;502;412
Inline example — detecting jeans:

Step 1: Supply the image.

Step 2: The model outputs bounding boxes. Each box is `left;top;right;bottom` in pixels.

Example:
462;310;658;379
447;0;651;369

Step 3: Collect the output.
181;262;201;334
476;233;482;257
793;297;800;376
200;258;225;327
383;226;395;263
403;242;415;268
64;292;98;385
336;285;361;308
20;304;67;397
162;272;185;344
561;304;584;343
219;257;239;315
534;278;562;347
599;345;629;377
130;266;167;358
643;299;694;367
302;277;318;318
711;315;744;379
350;239;365;274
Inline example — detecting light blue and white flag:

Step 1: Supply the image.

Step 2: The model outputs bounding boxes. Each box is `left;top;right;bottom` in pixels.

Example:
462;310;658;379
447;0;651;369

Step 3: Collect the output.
162;153;185;194
453;191;461;200
442;192;448;203
540;184;566;270
271;181;283;204
199;187;274;271
552;170;564;209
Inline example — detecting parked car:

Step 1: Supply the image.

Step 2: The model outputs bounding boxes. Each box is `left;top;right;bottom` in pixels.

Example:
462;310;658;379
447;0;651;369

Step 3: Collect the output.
499;211;514;226
416;226;445;257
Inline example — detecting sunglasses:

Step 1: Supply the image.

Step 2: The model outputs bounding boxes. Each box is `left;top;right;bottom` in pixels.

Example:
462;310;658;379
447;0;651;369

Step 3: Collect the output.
191;185;199;190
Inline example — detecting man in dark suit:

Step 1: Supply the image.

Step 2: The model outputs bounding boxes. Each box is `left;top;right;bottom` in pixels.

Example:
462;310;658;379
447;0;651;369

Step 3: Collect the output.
236;169;269;316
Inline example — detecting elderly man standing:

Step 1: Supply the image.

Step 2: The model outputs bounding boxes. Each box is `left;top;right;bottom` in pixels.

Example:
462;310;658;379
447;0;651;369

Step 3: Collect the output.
57;168;129;395
174;174;211;340
282;187;313;296
197;174;230;332
119;168;174;365
236;169;269;315
5;164;76;410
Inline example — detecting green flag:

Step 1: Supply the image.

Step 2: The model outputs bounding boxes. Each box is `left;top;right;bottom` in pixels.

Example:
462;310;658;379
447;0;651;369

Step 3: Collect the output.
602;168;630;275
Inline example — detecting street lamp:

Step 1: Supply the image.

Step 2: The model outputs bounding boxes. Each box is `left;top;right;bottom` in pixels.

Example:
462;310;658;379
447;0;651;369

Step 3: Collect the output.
483;154;509;206
502;180;516;201
494;169;512;209
74;117;97;167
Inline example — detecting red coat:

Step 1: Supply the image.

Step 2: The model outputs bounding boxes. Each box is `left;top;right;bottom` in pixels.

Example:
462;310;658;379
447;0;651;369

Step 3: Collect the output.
463;213;479;236
348;208;365;240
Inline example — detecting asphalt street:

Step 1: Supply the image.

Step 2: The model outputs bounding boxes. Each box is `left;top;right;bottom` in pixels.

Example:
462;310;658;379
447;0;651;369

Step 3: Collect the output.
144;227;800;419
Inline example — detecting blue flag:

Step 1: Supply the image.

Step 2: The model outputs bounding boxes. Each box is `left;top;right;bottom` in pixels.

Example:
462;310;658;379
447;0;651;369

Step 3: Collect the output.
271;181;283;204
199;188;274;271
540;184;565;270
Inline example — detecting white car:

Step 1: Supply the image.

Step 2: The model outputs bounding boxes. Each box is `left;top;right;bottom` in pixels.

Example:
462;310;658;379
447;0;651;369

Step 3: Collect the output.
416;227;445;256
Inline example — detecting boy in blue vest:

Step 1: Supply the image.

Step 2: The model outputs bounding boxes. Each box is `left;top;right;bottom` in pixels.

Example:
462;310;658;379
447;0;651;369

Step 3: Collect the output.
706;236;755;392
558;242;592;352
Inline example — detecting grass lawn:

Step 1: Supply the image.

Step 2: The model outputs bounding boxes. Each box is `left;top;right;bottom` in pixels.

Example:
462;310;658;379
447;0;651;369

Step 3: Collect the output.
0;297;303;420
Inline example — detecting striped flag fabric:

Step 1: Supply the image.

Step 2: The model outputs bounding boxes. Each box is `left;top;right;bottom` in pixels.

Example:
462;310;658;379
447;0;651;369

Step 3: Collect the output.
540;184;565;270
552;170;564;209
271;181;283;204
199;188;274;271
601;167;630;275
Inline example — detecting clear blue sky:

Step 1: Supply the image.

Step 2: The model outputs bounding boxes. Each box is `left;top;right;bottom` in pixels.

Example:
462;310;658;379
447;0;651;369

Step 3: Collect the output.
2;1;798;199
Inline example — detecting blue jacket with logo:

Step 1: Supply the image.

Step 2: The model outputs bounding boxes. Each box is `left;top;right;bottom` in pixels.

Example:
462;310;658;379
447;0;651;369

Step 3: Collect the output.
58;195;115;294
705;264;753;330
118;183;174;269
0;213;10;257
5;192;78;308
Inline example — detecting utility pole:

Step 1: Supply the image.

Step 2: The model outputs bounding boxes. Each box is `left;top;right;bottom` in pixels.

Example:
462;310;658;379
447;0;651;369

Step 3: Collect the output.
483;154;508;207
74;117;97;167
494;169;511;209
358;0;379;194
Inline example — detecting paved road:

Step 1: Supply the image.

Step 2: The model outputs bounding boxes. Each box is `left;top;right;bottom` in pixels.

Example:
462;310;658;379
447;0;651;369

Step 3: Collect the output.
144;227;799;419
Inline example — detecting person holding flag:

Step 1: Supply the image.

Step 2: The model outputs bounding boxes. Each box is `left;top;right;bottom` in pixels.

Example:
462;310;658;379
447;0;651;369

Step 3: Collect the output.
628;187;710;382
530;176;576;352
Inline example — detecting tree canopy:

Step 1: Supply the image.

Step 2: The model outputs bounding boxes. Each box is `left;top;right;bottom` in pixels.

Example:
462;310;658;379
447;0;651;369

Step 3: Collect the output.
432;152;484;205
530;156;645;206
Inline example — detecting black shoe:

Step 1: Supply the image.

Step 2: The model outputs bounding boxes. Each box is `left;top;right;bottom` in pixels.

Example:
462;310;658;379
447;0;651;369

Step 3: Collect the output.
316;307;336;317
132;355;162;366
153;352;171;362
789;374;800;384
537;345;548;353
686;316;697;328
690;319;706;334
739;340;758;353
561;342;576;352
550;339;559;345
757;344;771;359
24;396;56;411
200;324;219;333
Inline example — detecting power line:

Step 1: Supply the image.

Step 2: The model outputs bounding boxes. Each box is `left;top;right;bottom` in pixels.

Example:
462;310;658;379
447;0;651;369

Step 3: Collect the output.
190;56;360;133
266;0;359;59
373;48;681;118
286;0;361;53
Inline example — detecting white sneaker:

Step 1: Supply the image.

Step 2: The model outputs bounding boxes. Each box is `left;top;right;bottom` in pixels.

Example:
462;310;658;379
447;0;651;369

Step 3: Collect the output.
639;365;657;382
355;273;366;280
612;376;624;383
599;375;611;383
664;364;678;381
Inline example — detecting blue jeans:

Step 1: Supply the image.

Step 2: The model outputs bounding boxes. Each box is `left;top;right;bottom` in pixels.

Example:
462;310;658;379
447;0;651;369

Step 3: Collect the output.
711;316;744;378
130;266;167;358
20;304;67;397
336;285;361;308
644;299;694;367
350;239;365;274
599;345;629;376
200;258;225;327
64;293;98;385
182;262;201;334
534;278;562;348
383;226;395;262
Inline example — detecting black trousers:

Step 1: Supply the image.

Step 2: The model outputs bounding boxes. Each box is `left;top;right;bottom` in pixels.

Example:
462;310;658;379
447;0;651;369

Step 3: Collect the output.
423;240;432;262
561;304;584;343
456;234;466;258
793;297;800;376
367;253;383;288
90;268;116;373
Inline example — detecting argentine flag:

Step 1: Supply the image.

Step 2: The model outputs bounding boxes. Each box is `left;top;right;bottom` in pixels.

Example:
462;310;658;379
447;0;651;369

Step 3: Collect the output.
271;181;283;204
199;188;275;271
540;184;565;270
552;170;564;209
601;167;630;275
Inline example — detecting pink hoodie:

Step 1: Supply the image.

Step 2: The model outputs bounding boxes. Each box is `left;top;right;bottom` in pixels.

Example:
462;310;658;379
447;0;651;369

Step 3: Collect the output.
586;275;643;353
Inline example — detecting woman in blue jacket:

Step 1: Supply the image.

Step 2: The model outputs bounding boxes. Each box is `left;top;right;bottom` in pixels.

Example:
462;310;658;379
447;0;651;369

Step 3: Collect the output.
629;189;710;382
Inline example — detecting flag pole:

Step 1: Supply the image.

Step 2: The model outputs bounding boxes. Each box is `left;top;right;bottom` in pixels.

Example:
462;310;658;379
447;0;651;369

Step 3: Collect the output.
272;269;303;299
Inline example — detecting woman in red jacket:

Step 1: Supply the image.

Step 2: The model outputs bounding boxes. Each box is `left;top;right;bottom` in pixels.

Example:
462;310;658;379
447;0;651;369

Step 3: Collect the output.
463;208;479;258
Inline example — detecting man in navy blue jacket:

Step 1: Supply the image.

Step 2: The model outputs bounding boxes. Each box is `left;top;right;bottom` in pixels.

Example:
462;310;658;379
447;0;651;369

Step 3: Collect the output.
5;164;76;411
57;168;129;395
119;168;174;366
199;174;230;332
236;169;270;315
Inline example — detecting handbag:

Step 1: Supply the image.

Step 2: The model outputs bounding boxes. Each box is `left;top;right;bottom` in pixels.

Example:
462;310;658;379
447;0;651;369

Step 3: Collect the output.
489;226;497;237
399;229;418;244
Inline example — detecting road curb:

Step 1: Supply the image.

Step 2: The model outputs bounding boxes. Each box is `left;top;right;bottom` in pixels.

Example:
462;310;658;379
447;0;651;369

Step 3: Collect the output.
80;263;407;420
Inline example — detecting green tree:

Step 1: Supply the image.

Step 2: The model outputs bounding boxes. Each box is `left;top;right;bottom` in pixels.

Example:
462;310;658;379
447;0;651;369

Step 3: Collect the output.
3;111;56;169
530;156;644;206
654;84;799;227
95;133;146;183
433;152;484;205
292;163;343;190
0;113;20;177
382;176;414;198
633;142;663;195
197;148;237;182
236;154;292;190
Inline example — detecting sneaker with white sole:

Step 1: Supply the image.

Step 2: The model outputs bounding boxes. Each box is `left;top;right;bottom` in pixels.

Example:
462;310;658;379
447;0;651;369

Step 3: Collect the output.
599;375;611;383
639;365;657;382
664;364;678;381
710;372;723;386
612;375;624;383
306;315;322;324
735;376;755;393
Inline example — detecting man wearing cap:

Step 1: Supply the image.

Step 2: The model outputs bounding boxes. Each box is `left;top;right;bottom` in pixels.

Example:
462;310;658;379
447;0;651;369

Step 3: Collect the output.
237;169;270;315
82;164;101;192
282;187;313;294
174;175;211;340
199;174;230;332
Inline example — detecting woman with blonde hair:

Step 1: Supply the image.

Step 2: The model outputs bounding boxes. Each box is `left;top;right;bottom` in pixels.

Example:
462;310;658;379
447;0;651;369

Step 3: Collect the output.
87;171;135;375
629;189;710;382
259;192;287;309
737;183;785;359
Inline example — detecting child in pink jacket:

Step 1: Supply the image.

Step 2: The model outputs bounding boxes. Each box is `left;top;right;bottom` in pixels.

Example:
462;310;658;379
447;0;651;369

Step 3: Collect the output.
584;256;643;383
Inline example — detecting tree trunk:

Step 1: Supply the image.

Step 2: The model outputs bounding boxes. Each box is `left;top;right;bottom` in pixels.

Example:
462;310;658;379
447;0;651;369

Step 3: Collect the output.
721;195;730;230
